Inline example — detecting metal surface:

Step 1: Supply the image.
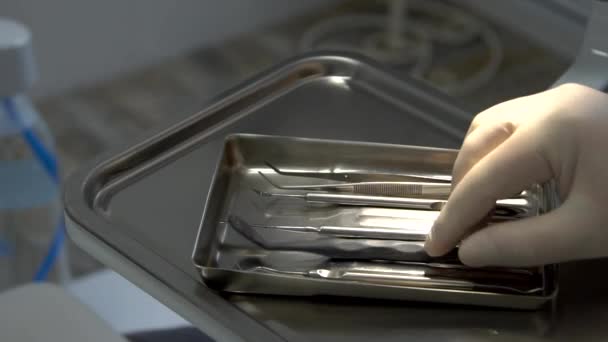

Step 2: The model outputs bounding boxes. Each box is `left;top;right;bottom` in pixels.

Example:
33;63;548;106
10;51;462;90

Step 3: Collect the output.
555;0;608;91
63;52;608;341
193;133;553;309
455;0;587;59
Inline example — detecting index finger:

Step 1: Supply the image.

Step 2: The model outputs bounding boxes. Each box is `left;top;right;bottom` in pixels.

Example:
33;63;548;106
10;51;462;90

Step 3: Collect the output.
424;128;554;257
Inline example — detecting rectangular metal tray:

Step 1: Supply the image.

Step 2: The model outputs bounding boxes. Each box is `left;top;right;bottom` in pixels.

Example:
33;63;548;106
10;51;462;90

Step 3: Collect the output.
193;133;557;309
64;52;567;342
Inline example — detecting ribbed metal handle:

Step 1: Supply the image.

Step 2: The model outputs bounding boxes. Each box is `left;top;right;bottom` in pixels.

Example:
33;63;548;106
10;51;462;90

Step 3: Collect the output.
351;182;451;198
318;224;431;241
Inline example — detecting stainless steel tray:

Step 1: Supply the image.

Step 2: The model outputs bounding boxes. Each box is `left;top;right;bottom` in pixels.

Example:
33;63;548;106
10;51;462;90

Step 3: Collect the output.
64;52;572;342
193;133;557;309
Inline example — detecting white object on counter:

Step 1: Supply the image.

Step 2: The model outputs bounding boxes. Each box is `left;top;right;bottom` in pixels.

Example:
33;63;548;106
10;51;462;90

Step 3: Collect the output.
67;269;190;334
0;283;127;342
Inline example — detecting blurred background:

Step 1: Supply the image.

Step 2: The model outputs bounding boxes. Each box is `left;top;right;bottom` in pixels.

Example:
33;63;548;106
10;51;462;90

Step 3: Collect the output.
0;0;594;340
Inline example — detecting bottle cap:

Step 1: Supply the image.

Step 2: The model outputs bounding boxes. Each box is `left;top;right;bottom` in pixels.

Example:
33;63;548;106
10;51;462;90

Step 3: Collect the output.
0;17;37;98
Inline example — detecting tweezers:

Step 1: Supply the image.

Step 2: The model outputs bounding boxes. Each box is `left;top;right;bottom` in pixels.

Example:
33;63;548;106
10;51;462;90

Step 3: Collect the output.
264;161;452;183
259;171;452;198
227;215;459;263
259;171;531;199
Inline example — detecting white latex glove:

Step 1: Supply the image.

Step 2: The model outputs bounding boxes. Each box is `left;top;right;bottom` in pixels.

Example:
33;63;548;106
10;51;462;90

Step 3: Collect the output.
423;83;608;267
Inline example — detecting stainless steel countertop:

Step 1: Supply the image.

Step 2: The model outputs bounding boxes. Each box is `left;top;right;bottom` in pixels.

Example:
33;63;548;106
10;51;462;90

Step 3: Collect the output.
64;52;608;342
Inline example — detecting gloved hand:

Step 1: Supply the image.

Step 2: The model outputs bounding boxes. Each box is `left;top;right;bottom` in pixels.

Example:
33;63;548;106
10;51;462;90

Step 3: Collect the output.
424;83;608;267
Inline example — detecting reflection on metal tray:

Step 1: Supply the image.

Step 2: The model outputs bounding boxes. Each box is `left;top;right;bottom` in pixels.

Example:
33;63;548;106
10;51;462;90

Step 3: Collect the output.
193;133;558;309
